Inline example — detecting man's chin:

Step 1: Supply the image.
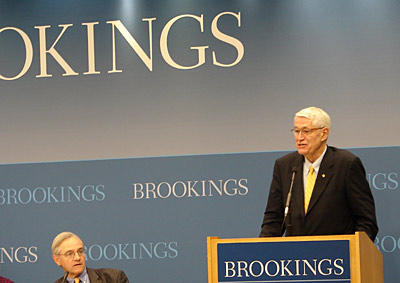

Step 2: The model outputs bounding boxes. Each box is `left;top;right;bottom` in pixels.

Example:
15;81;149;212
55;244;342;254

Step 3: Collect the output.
69;266;84;277
297;148;307;156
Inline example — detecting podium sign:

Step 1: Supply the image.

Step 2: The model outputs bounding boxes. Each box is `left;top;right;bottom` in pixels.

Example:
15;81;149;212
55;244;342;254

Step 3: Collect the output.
217;240;350;282
208;232;383;283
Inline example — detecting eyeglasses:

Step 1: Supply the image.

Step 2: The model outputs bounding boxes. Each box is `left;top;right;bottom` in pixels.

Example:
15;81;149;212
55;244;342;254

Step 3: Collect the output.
291;127;323;136
58;249;85;259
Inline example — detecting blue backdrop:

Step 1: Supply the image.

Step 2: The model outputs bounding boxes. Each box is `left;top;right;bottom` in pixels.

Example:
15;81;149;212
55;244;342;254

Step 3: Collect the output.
0;146;399;282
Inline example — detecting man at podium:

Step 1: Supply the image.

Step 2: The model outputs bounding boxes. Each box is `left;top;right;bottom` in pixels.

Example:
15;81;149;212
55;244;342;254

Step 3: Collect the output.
259;106;378;241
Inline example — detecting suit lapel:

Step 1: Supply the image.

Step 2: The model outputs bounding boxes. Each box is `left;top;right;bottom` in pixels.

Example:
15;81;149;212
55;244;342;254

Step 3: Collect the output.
87;268;102;283
306;147;334;214
291;154;305;217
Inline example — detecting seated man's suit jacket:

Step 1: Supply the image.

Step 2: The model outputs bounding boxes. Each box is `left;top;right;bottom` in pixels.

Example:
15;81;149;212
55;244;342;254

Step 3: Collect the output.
54;268;129;283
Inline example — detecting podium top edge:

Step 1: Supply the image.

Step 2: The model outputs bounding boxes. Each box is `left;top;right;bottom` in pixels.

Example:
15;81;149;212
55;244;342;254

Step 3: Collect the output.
207;232;365;244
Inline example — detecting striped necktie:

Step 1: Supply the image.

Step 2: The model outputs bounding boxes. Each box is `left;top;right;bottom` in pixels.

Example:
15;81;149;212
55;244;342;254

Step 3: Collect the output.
304;165;315;214
74;278;80;283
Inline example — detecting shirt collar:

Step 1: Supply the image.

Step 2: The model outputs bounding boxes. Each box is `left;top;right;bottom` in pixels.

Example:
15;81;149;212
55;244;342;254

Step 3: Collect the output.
67;267;88;283
304;145;327;175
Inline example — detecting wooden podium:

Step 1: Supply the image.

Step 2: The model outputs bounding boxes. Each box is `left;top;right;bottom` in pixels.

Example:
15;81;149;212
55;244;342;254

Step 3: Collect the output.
207;232;383;283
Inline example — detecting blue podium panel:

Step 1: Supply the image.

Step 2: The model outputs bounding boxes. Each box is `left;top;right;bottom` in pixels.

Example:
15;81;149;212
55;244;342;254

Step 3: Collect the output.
217;240;351;283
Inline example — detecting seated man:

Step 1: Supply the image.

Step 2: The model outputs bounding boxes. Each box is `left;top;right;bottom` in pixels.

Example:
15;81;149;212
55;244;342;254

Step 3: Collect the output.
52;231;129;283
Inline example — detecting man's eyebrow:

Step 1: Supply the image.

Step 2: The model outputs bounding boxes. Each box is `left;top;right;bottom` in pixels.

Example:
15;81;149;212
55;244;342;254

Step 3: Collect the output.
64;246;84;252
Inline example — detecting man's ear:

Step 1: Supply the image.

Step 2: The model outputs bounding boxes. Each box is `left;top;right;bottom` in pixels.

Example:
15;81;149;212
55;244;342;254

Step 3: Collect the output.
53;254;61;267
321;127;329;141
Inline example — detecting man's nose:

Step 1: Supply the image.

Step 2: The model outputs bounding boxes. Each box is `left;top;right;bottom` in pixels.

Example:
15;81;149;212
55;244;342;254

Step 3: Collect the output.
296;133;305;140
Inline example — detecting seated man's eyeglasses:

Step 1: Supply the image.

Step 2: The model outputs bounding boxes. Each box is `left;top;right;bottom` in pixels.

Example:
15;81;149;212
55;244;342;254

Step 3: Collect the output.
58;248;85;259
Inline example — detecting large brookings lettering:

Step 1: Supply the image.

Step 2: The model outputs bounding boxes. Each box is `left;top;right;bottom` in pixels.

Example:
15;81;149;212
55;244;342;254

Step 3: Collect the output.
132;178;248;199
0;11;244;80
224;258;345;278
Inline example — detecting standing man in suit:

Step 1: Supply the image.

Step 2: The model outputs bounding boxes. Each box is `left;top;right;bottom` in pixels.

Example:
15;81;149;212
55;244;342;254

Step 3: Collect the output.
52;232;129;283
259;106;378;241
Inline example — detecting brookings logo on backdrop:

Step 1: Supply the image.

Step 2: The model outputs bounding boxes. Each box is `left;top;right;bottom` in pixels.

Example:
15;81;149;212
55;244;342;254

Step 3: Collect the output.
367;172;398;191
132;178;248;200
375;234;400;254
0;184;105;205
0;11;244;81
0;245;38;264
85;240;178;261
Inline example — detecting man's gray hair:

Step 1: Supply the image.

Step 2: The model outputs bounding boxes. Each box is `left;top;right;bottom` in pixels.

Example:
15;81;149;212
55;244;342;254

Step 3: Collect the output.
295;106;331;129
51;231;82;255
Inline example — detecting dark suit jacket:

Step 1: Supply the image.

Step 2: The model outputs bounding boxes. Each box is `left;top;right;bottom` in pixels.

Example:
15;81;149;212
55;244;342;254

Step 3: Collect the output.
54;267;129;283
259;146;378;241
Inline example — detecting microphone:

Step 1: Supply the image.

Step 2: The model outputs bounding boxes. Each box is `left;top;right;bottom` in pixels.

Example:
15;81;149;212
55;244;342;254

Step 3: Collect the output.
62;271;69;283
280;166;297;236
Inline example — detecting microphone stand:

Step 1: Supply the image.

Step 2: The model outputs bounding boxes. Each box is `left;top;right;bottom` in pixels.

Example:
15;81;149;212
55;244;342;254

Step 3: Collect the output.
285;208;293;236
280;168;296;236
62;271;69;283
